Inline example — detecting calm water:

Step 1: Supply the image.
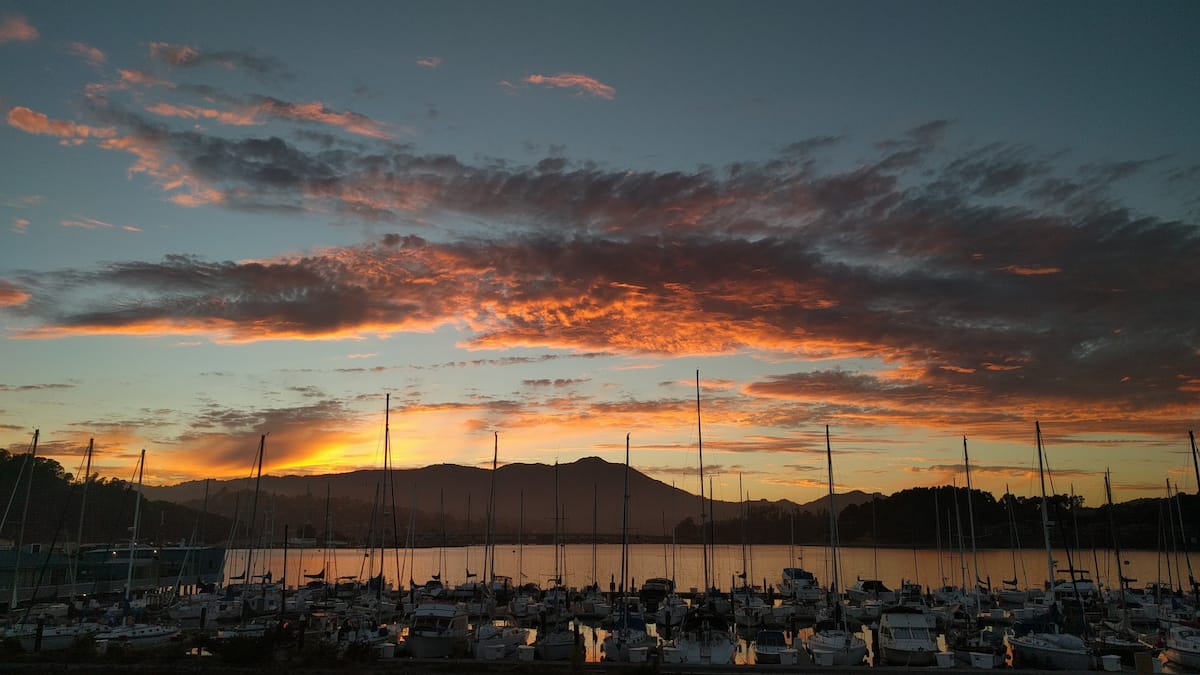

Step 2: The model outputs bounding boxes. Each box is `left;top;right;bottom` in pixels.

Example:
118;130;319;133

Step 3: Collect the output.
227;543;1184;594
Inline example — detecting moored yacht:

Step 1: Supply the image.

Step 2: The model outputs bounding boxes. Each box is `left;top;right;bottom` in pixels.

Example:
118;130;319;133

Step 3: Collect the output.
405;602;469;658
876;604;939;666
1164;625;1200;671
1007;630;1093;670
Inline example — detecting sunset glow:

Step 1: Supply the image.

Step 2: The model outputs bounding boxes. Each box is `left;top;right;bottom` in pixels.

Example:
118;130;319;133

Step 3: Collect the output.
1;3;1197;508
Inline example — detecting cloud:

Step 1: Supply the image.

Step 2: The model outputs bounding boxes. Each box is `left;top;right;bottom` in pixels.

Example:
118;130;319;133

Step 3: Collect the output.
5;107;1199;445
145;102;258;126
251;97;394;139
0;382;74;392
416;56;442;68
67;41;106;65
524;73;615;99
0;281;29;307
12;218;29;234
61;216;117;229
140;94;394;139
148;41;289;79
4;194;43;208
6;107;117;143
0;15;37;44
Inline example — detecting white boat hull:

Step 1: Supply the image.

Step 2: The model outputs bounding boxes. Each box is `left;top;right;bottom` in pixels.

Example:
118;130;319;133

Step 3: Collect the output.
806;629;868;666
1008;633;1093;670
407;633;468;658
669;634;737;664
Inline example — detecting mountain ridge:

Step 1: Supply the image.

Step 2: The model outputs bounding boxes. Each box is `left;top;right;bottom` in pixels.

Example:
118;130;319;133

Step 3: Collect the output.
141;455;880;537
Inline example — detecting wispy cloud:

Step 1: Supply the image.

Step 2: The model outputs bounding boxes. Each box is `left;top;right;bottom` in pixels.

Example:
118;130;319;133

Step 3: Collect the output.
0;382;75;392
13;218;29;234
61;216;116;229
4;194;43;208
6;107;116;144
66;41;106;65
524;72;615;99
416;56;442;68
145;102;259;126
0;15;37;44
147;41;289;80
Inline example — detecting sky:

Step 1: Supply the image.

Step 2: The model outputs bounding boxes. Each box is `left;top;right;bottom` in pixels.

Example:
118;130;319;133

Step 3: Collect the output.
1;1;1198;507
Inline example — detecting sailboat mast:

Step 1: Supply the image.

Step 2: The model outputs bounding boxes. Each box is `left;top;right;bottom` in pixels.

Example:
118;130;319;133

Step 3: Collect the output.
1036;422;1055;601
126;448;145;602
696;370;709;593
620;434;630;598
10;429;39;609
934;489;943;585
241;435;266;602
70;438;94;591
739;473;748;588
1104;470;1128;611
963;435;980;601
465;492;472;582
1191;431;1199;496
518;491;524;587
1171;480;1197;603
553;461;560;584
593;485;599;586
487;432;498;584
382;393;391;590
825;426;839;600
323;483;331;584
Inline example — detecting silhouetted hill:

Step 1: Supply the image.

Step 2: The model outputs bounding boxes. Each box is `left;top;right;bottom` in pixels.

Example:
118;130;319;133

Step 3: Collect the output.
141;456;879;545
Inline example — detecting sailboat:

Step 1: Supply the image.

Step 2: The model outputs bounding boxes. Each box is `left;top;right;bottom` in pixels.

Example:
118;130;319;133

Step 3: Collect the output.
603;434;654;662
534;461;577;661
804;426;868;666
95;449;182;651
472;433;530;658
664;371;737;665
1006;422;1093;671
997;485;1031;604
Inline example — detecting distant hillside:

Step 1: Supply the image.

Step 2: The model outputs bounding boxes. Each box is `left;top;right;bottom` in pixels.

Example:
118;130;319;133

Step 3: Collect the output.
141;457;879;544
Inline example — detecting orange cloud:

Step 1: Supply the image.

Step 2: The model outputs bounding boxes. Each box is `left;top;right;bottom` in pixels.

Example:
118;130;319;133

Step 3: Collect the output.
255;99;393;139
0;280;29;306
122;69;172;87
7;106;117;142
145;102;259;126
94;133;222;207
416;56;442;68
525;73;615;99
12;218;29;234
67;41;106;65
0;15;37;43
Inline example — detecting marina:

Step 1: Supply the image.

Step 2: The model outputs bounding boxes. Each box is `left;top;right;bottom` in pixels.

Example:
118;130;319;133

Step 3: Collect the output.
1;541;1195;670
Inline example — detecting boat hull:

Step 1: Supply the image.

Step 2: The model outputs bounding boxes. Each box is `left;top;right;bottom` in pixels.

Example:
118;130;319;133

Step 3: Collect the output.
669;634;737;664
881;645;939;666
1165;645;1200;671
535;632;577;661
1008;633;1093;670
806;630;868;666
407;633;467;658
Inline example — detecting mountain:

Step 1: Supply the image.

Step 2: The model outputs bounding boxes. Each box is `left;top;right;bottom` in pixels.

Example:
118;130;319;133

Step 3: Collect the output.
141;456;878;542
